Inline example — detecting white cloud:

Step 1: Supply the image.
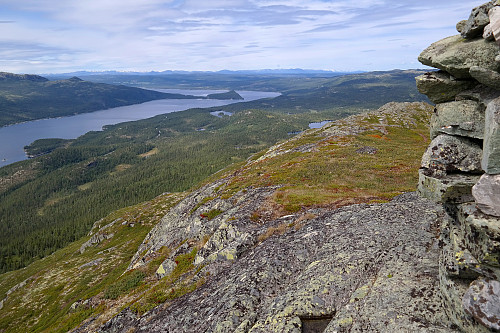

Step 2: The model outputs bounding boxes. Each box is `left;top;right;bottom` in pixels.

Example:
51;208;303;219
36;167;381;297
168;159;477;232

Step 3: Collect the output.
0;0;486;73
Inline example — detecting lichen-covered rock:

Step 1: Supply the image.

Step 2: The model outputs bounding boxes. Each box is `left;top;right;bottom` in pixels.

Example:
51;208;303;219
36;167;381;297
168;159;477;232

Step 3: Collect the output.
457;20;468;34
458;203;500;273
127;178;278;271
461;1;496;39
483;97;500;174
415;71;475;104
462;279;500;331
421;134;482;176
98;193;459;333
469;66;500;89
430;100;485;139
472;174;500;217
418;35;500;79
418;170;480;204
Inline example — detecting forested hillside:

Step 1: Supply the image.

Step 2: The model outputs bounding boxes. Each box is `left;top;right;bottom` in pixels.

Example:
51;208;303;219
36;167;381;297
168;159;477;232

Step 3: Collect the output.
0;73;198;127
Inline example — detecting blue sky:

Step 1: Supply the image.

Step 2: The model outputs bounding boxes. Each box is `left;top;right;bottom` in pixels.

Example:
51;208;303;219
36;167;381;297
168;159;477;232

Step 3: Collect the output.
0;0;485;74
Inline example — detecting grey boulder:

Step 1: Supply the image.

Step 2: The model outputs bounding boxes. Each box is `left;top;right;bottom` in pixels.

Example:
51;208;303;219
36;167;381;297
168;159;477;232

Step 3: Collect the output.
421;134;482;176
462;278;500;331
461;1;496;39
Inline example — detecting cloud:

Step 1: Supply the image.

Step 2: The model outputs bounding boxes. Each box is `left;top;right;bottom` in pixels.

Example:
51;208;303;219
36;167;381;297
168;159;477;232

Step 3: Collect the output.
0;0;486;73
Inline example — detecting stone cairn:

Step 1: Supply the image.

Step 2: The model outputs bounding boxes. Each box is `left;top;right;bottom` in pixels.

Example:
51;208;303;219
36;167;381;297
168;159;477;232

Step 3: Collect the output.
416;1;500;332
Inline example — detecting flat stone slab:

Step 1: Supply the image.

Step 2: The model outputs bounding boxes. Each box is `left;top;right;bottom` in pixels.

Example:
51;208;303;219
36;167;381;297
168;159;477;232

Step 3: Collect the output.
415;71;475;104
418;170;480;204
473;173;500;217
418;35;500;79
462;279;500;331
430;100;485;139
483;97;500;174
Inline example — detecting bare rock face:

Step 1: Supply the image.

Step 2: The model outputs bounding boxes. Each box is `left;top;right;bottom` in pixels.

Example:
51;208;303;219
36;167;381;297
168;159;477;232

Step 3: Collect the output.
462;279;500;331
418;35;500;79
99;193;459;333
472;174;500;217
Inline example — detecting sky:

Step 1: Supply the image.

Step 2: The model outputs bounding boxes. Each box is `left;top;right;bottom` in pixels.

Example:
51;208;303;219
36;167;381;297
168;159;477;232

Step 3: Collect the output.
0;0;487;74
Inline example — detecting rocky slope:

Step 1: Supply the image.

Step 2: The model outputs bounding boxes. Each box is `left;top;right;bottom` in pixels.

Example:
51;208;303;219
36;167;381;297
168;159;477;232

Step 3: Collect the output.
72;101;462;333
416;1;500;332
0;101;442;333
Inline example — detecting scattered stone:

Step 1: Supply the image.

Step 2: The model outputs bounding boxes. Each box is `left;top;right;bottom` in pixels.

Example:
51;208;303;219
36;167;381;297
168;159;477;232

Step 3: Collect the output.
355;146;377;154
462;279;500;331
421;134;483;176
470;65;500;89
79;232;114;254
79;258;104;269
430;100;485;139
483;97;500;174
418;170;480;204
415;71;475;104
472;174;500;217
461;1;496;39
418;35;500;79
156;259;176;279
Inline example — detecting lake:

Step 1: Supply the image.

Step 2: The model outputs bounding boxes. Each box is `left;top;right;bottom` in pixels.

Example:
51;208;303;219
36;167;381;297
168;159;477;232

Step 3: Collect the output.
0;89;280;167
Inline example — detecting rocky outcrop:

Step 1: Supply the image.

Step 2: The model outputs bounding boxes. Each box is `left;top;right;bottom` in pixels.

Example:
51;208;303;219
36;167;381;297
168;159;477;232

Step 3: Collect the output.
100;193;459;333
417;1;500;331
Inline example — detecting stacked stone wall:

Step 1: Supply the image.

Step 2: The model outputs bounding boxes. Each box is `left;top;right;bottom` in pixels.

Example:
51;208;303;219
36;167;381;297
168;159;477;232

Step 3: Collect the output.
417;1;500;332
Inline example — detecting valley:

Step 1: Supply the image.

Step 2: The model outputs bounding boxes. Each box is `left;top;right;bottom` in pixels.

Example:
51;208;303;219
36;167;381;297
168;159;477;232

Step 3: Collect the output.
0;69;431;332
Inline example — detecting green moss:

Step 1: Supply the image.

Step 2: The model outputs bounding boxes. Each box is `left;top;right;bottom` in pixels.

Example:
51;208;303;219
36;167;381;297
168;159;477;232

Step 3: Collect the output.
200;208;224;220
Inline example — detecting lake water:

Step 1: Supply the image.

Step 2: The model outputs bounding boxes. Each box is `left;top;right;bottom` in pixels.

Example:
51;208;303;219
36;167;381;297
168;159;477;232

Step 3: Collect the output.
0;89;279;167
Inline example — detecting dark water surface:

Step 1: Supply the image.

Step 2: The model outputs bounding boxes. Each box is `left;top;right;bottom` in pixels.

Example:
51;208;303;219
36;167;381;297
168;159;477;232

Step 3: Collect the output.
0;90;279;167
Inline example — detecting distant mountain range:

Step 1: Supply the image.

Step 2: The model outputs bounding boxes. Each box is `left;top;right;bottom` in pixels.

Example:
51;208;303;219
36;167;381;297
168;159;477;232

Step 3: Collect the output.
44;68;364;79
